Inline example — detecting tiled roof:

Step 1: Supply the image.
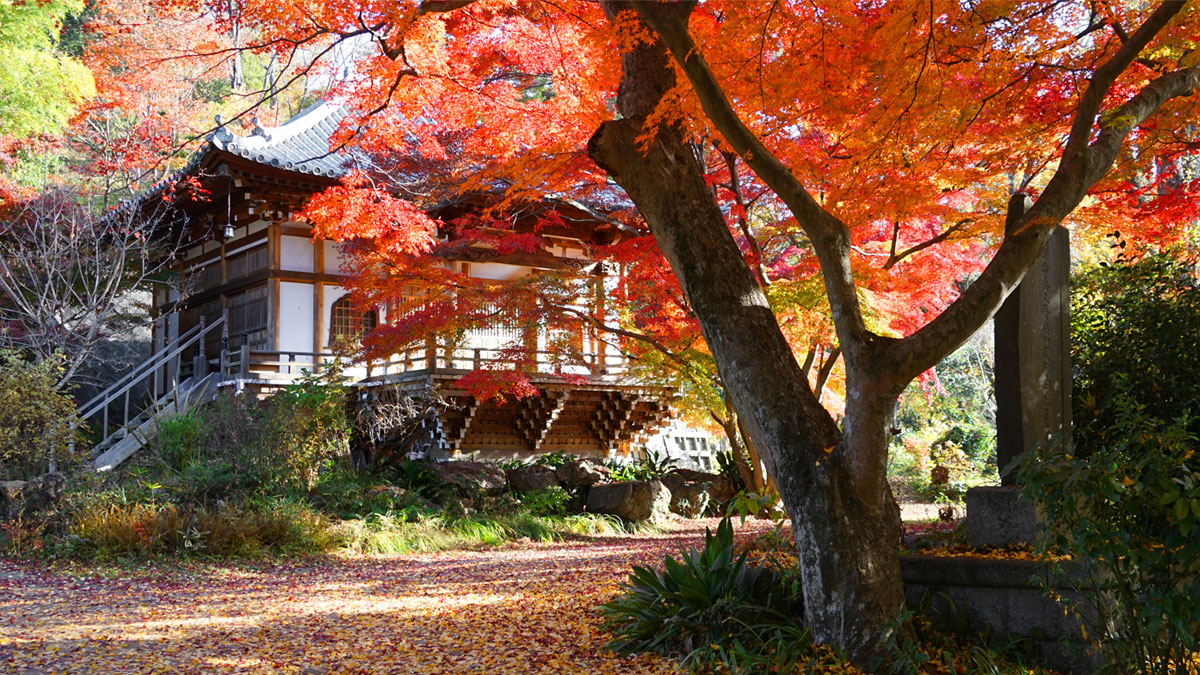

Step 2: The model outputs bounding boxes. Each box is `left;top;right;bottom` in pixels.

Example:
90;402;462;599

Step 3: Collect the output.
209;101;350;178
116;101;351;217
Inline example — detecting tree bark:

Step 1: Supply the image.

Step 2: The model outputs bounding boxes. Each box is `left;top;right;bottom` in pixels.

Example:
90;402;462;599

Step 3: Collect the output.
588;3;903;661
586;0;1197;664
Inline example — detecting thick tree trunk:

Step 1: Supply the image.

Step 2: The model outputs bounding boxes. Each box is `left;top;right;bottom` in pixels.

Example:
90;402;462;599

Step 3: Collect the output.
584;0;1196;664
588;5;904;661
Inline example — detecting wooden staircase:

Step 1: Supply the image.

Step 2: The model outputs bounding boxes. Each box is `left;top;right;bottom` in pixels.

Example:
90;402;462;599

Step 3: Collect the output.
77;315;226;472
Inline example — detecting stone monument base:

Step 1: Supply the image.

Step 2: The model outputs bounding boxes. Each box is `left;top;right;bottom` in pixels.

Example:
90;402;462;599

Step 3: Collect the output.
965;485;1040;548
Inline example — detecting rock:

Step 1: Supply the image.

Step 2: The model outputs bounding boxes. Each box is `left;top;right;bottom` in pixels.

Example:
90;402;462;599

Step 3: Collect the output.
506;465;560;493
374;485;437;511
555;460;609;488
585;480;671;523
965;485;1041;548
0;473;66;521
665;480;710;518
428;461;507;496
0;481;25;521
660;469;735;509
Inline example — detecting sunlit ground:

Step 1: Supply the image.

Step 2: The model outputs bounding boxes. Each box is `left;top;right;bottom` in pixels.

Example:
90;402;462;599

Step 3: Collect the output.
0;519;774;675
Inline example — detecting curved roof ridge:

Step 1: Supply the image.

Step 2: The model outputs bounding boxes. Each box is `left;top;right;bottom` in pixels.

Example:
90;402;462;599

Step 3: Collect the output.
209;100;350;177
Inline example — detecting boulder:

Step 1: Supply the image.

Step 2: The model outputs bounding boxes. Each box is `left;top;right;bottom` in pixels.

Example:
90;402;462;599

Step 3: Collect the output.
506;465;560;493
665;480;711;519
585;479;671;523
374;485;437;511
0;472;66;521
0;481;25;521
555;460;610;488
661;469;736;507
428;461;507;496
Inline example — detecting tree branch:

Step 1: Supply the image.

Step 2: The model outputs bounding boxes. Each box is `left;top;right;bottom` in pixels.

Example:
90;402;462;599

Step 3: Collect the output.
882;219;973;270
889;3;1197;387
1060;1;1186;168
635;2;872;357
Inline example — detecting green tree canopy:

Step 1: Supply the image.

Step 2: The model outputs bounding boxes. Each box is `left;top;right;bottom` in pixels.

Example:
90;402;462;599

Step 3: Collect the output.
0;0;95;138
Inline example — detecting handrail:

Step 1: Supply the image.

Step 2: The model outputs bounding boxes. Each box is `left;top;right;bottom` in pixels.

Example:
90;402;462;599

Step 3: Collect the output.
76;317;204;415
219;345;628;381
78;315;225;420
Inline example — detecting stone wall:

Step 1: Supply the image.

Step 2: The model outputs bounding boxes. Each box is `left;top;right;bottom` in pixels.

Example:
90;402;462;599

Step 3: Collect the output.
902;554;1101;673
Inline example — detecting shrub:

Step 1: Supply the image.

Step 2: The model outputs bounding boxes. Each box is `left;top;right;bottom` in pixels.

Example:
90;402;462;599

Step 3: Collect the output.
309;464;429;518
68;498;339;557
1014;253;1200;673
518;486;570;516
532;450;577;468
381;459;446;502
606;447;676;482
263;367;351;490
1072;253;1200;443
153;412;206;472
1018;379;1200;674
0;351;80;480
600;518;805;672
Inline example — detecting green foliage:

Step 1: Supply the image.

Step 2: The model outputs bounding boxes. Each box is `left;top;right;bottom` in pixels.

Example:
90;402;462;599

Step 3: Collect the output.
0;352;80;480
68;498;339;557
714;448;747;494
1016;253;1200;673
726;490;784;523
137;368;352;503
336;510;621;555
890;329;997;494
1018;378;1200;675
532;450;577;468
1072;253;1200;444
600;518;805;672
307;464;429;518
518;486;570;517
266;367;351;490
606;447;676;482
154;412;206;473
0;0;95;137
381;459;446;502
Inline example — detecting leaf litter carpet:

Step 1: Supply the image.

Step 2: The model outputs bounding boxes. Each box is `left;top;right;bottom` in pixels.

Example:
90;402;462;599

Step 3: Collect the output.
1;519;772;674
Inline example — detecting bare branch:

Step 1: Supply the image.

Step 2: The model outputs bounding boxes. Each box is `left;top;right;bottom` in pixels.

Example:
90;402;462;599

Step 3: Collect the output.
882;219;973;270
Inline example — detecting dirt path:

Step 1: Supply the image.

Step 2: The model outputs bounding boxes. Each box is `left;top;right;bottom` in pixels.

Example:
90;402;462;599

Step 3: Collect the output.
0;519;773;674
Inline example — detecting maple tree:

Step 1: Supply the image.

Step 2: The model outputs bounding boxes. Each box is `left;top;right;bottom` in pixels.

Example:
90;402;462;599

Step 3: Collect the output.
154;0;1200;661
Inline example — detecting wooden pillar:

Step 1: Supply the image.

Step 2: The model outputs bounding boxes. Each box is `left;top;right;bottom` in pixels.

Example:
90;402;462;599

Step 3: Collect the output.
593;272;606;374
268;221;281;351
313;236;325;371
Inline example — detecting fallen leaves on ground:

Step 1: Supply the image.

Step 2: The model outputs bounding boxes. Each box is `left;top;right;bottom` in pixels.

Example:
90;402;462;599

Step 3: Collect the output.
0;519;774;674
912;545;1070;562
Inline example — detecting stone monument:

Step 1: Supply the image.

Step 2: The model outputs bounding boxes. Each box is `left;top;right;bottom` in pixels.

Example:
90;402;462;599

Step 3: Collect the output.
967;193;1071;547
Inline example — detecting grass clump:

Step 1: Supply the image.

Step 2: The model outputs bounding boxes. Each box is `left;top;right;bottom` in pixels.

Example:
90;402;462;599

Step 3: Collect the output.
339;510;622;555
69;498;339;558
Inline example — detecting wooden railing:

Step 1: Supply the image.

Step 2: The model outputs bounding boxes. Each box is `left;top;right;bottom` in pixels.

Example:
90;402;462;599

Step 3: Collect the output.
214;343;628;382
75;314;225;450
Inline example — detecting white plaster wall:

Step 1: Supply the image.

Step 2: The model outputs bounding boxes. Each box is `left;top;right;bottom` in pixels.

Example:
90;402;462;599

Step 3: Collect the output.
280;235;314;273
470;262;529;281
324;241;346;275
279;281;314;354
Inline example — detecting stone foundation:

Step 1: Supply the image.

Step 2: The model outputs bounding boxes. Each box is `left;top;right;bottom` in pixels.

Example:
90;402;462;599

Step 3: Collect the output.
902;554;1101;673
